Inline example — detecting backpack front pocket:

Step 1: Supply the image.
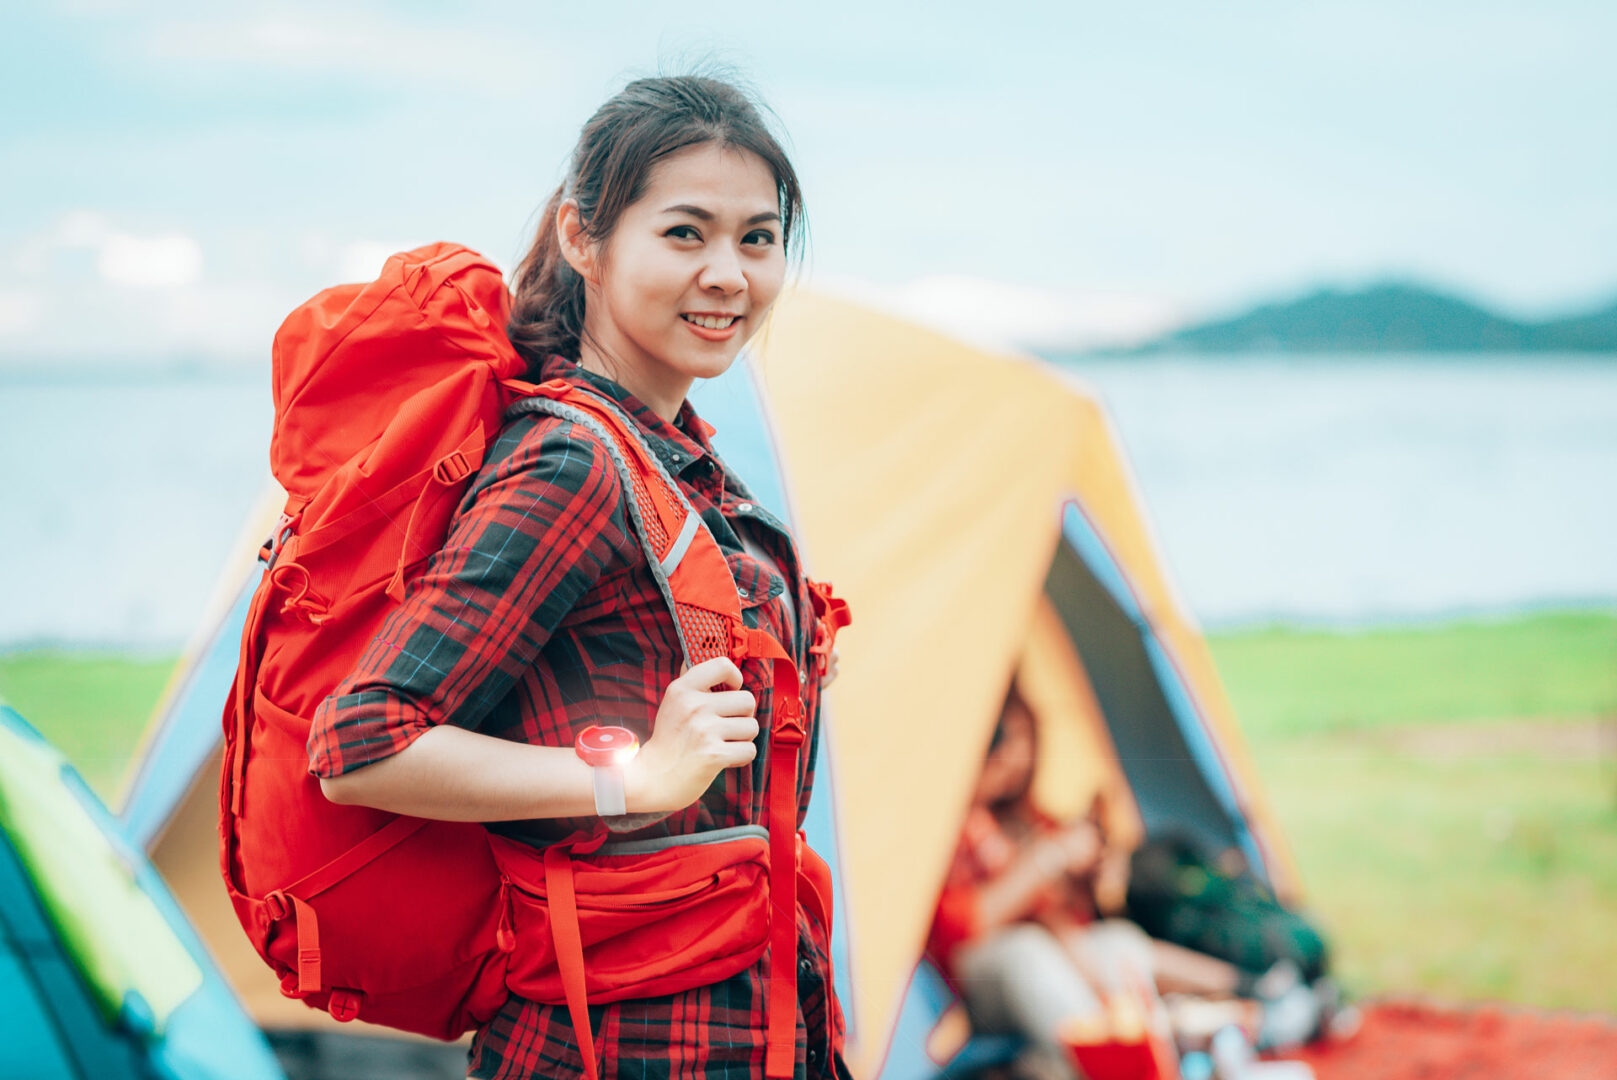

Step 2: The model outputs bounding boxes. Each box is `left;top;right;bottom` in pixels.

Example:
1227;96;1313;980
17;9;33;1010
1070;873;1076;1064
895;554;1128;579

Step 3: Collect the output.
491;829;772;1004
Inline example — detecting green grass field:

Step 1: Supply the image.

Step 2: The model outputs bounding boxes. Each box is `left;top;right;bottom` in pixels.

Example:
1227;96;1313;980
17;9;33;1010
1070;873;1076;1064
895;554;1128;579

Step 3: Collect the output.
3;609;1615;1011
1209;610;1617;1013
0;651;176;800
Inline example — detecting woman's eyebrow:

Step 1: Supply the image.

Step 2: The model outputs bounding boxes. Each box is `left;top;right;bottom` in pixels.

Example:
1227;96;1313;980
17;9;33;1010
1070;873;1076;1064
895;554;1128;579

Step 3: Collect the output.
661;204;781;226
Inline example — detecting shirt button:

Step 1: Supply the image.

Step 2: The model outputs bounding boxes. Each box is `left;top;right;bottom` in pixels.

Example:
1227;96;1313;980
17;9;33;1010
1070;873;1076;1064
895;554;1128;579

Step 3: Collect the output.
800;670;808;686
737;502;754;513
807;1048;821;1068
799;957;815;977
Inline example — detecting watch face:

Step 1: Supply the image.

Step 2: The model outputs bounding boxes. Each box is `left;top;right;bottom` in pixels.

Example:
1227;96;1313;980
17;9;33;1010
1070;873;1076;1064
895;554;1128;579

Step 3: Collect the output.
576;724;639;766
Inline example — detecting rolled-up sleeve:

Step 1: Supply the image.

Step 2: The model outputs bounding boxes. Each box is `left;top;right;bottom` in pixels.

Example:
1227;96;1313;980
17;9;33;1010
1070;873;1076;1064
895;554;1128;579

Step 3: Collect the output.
307;417;629;777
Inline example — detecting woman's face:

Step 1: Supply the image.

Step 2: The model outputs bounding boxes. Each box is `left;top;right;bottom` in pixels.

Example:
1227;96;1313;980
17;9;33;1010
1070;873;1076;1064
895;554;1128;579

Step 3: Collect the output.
575;142;786;406
977;697;1037;806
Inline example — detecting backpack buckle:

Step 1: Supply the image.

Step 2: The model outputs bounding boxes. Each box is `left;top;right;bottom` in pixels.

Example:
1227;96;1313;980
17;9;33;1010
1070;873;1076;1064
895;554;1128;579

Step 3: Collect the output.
773;694;805;746
810;621;832;659
262;510;301;569
433;450;472;485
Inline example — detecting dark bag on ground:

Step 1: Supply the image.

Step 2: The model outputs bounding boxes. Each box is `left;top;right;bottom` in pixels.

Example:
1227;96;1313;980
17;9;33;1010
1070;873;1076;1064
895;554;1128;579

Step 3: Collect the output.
1124;834;1329;981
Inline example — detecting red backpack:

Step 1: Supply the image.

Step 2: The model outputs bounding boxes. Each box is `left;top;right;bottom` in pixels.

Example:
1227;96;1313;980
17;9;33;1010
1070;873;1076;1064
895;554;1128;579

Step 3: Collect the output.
220;243;849;1080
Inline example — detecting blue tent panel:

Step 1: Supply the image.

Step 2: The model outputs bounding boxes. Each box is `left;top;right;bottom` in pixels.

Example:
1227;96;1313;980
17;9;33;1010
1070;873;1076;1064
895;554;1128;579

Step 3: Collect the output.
122;575;257;850
0;944;77;1080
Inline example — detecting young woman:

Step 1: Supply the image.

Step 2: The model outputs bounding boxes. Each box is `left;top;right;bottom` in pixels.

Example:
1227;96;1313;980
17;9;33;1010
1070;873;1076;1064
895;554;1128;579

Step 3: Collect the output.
928;685;1323;1076
305;75;845;1080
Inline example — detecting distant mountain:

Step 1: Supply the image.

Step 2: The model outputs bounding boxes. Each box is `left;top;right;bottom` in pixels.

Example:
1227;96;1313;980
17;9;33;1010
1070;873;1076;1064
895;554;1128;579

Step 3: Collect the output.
1532;298;1617;352
1115;282;1617;355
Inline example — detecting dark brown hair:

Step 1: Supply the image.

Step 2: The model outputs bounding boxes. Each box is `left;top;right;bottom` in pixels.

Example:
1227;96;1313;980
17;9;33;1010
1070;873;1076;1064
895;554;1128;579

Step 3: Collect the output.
507;74;806;367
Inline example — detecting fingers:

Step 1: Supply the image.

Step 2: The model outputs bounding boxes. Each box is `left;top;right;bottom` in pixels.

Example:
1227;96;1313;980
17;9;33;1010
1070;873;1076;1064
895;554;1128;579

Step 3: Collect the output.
709;689;757;717
716;738;758;768
712;714;761;743
681;656;743;692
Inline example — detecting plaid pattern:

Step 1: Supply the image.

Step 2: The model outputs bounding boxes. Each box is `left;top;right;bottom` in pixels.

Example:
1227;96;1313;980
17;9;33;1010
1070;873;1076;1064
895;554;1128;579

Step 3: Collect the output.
306;354;843;1079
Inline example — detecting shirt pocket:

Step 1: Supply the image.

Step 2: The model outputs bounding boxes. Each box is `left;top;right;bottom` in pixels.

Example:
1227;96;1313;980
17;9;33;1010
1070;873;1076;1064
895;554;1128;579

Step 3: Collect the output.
724;551;785;615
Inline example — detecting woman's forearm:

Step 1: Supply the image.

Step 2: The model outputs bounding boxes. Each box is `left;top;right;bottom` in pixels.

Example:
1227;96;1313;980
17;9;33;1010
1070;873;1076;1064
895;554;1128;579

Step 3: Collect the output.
972;844;1064;933
319;658;758;823
318;724;603;821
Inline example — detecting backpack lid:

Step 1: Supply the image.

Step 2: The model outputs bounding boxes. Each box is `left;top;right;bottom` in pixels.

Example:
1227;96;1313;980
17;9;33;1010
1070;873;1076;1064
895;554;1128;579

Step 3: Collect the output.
269;243;528;502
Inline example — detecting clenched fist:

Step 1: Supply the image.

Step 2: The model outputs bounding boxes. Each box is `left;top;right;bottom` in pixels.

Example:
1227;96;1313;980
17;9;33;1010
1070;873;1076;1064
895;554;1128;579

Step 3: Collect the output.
625;657;759;814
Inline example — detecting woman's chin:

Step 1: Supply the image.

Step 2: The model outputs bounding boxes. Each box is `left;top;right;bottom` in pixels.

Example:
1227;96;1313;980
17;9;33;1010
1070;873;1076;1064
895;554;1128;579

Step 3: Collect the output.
673;346;744;382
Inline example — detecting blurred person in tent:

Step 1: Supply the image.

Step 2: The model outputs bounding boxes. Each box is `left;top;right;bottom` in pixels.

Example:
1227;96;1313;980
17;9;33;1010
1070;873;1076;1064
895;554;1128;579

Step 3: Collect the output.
926;682;1329;1077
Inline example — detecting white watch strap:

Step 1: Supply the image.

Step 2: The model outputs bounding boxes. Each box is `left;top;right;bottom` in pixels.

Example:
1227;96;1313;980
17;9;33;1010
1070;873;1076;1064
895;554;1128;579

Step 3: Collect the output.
591;765;627;817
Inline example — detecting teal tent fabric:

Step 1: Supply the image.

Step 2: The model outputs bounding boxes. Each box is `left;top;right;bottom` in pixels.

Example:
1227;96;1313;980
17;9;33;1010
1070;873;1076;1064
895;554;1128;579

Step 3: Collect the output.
0;705;284;1080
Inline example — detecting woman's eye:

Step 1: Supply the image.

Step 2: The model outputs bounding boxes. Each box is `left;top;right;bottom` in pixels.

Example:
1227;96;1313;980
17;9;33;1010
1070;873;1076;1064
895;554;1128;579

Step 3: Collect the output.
743;229;777;247
666;224;701;241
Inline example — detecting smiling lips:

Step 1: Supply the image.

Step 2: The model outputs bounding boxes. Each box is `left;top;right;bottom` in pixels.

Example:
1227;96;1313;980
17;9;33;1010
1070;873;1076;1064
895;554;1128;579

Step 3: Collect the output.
681;312;742;341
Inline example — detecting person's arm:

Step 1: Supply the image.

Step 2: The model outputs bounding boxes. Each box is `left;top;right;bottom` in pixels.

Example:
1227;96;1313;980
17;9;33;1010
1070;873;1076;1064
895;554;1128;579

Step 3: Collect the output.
309;417;757;821
971;818;1103;934
320;657;759;819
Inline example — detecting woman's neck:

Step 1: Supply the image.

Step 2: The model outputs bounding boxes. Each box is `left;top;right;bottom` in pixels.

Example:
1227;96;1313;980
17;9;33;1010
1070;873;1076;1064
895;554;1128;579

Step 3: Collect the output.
577;342;690;424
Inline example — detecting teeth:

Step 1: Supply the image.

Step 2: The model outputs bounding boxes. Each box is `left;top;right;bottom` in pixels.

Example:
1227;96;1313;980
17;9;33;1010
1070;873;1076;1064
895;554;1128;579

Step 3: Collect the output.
684;314;737;330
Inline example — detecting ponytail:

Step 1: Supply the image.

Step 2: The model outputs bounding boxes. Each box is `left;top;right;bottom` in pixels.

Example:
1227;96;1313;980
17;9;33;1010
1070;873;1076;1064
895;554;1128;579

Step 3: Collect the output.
507;183;589;365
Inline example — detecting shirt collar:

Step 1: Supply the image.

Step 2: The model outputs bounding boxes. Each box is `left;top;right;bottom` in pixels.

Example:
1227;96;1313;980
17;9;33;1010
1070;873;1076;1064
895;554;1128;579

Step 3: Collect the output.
536;354;716;475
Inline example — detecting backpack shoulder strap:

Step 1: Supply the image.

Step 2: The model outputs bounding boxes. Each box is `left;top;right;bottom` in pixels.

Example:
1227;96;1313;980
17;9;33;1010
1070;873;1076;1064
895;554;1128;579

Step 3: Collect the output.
504;381;739;667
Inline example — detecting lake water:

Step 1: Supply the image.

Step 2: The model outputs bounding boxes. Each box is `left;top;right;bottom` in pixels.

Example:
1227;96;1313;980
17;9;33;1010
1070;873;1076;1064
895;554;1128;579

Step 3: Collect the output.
3;355;1615;647
1052;354;1617;626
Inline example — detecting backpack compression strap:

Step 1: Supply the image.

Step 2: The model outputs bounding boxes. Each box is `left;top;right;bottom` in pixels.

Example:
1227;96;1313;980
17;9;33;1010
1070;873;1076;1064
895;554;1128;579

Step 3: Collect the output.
737;624;810;1080
513;380;816;1080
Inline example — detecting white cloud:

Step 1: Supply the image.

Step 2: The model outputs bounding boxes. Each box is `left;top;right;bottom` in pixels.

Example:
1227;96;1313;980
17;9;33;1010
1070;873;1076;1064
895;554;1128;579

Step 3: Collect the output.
0;291;45;336
811;273;1184;353
56;210;112;248
150;279;295;358
143;9;567;97
336;241;406;284
11;211;204;289
0;211;279;364
96;232;204;288
0;276;294;366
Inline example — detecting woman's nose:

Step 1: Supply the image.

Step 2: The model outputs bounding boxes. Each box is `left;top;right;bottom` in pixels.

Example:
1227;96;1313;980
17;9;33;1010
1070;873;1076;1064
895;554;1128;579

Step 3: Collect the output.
698;245;746;294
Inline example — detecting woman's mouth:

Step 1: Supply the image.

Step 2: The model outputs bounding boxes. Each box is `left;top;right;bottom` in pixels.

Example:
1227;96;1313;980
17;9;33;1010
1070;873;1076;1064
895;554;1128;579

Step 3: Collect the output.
680;312;742;341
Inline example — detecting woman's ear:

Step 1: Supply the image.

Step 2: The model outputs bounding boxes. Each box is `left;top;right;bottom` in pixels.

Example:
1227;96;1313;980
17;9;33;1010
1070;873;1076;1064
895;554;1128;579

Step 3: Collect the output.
555;198;599;285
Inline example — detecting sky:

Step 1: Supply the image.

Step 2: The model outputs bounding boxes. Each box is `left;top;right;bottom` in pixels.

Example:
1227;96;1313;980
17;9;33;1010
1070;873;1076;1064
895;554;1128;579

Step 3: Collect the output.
3;0;1615;362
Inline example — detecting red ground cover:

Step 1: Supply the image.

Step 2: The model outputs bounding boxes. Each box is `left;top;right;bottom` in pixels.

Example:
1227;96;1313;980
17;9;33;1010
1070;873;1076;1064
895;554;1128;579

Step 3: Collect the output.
1278;999;1617;1080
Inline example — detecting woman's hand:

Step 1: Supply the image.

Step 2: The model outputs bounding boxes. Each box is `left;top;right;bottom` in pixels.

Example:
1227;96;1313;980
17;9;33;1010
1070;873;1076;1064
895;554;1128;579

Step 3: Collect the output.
819;645;840;688
1033;819;1104;881
625;657;758;814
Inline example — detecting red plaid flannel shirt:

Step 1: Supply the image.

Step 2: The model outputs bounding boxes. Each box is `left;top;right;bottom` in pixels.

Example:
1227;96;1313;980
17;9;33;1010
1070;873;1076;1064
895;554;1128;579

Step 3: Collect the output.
307;355;845;1079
